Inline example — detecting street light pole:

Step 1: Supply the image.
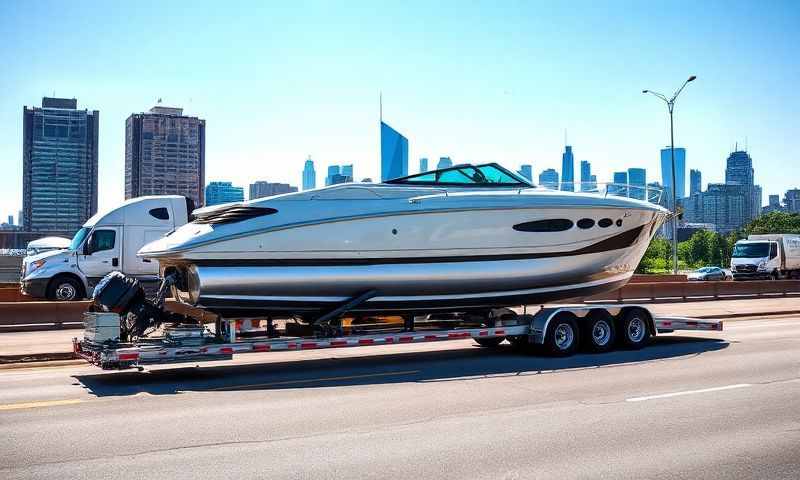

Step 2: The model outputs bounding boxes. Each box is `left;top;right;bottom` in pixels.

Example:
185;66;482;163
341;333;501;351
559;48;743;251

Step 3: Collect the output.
643;75;696;275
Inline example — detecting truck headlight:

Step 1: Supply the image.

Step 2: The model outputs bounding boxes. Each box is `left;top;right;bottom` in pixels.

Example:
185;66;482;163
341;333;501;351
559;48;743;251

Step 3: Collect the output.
27;259;46;275
758;261;767;271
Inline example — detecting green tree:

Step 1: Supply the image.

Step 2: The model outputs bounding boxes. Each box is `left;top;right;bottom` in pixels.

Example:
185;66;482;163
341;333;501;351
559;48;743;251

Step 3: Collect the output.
636;237;671;273
743;212;800;235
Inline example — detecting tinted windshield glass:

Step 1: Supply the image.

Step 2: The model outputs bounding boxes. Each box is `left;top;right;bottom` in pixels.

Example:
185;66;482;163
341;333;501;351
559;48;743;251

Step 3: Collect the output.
732;242;770;258
68;227;90;251
386;163;529;186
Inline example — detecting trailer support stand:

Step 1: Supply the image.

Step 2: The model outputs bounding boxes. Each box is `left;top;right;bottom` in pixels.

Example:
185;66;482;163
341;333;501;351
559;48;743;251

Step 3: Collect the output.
314;289;378;337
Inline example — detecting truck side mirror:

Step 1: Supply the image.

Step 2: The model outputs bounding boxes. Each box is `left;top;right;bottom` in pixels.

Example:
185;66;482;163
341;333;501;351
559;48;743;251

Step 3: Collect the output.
83;236;92;256
770;243;778;259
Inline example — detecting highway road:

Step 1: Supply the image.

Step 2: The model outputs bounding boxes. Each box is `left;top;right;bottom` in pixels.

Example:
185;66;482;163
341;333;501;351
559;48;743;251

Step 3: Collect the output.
1;316;799;479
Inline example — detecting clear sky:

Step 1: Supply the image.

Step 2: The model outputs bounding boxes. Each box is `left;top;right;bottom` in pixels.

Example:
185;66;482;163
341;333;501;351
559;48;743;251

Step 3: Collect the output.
1;0;798;219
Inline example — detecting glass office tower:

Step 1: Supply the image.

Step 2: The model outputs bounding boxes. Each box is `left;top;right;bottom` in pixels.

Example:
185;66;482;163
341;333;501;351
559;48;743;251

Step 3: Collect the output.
22;97;99;234
380;121;408;181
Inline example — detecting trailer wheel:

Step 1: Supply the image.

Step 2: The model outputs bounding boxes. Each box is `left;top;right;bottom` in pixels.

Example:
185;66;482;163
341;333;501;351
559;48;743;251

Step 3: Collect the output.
544;313;579;356
474;337;504;348
583;310;615;353
619;308;650;349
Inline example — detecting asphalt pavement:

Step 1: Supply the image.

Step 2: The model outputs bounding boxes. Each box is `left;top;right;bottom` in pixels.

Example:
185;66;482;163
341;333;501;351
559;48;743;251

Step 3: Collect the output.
1;315;799;479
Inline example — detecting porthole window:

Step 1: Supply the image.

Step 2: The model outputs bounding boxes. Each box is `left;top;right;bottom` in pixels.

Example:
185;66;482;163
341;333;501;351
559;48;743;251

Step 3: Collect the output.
616;219;623;227
149;207;170;220
598;218;613;228
577;218;595;229
513;219;574;232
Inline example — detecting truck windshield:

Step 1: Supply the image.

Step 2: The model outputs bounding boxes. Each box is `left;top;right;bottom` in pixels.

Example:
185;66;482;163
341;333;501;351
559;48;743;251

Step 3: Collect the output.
68;227;90;251
732;242;769;258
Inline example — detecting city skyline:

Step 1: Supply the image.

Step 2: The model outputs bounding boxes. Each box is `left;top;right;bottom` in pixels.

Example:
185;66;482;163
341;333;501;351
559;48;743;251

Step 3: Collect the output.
1;2;799;217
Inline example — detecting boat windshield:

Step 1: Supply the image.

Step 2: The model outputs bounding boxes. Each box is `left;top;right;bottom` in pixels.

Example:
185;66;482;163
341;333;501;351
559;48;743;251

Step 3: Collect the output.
385;163;531;187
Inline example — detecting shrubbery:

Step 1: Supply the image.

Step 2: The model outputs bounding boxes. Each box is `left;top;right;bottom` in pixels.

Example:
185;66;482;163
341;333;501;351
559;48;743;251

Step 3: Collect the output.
636;211;800;273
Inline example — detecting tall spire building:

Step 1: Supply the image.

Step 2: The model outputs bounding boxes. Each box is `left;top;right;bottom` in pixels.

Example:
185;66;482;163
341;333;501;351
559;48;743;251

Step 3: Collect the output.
561;146;574;191
302;157;316;190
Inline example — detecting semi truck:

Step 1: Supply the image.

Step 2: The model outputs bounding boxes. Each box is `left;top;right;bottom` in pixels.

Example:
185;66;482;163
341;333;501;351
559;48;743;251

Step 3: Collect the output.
20;196;192;301
731;234;800;280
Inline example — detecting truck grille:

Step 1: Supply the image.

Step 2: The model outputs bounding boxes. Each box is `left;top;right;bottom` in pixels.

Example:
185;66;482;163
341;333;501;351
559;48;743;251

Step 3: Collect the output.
735;264;757;273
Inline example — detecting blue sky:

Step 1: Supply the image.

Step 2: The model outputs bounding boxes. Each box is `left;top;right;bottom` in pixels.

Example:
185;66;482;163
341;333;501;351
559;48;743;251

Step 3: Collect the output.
1;0;798;218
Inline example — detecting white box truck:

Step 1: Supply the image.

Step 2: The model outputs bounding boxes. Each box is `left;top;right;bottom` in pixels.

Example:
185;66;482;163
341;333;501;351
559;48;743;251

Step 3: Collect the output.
730;234;800;280
20;196;191;300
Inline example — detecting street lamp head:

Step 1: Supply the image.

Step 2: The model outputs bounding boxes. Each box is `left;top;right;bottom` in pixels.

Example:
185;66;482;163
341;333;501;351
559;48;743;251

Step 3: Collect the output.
687;75;697;82
642;89;649;93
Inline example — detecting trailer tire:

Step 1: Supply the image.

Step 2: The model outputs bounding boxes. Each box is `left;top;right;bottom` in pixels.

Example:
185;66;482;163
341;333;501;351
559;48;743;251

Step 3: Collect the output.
474;337;504;348
619;308;650;350
583;310;615;353
46;275;85;301
544;313;579;356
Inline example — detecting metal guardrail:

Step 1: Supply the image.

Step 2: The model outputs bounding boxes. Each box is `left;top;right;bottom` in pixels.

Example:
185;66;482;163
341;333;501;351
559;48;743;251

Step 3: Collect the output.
585;280;800;303
0;280;798;332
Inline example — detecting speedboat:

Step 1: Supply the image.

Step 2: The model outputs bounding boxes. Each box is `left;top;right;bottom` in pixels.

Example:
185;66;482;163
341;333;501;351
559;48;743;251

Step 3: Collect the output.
138;163;668;318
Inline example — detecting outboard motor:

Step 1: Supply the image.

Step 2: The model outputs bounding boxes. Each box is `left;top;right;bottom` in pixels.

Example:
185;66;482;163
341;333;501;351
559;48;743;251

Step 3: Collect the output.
92;272;174;340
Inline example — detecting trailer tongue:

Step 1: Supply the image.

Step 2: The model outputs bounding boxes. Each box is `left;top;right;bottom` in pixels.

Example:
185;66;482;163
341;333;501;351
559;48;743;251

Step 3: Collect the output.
74;273;722;370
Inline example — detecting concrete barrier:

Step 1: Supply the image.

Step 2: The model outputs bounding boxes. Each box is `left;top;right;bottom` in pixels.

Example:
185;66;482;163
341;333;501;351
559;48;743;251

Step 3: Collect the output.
0;256;22;283
585;279;800;302
0;287;28;302
630;274;688;283
1;280;799;331
0;301;90;331
0;299;217;332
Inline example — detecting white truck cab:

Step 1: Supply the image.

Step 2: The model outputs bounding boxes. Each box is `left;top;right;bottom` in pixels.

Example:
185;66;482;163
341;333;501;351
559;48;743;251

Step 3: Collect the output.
731;234;800;280
21;196;191;300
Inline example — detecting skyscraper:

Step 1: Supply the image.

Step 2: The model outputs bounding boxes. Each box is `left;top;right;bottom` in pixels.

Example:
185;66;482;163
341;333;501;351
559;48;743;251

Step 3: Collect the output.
517;164;533;182
689;169;702;197
380;121;408;181
302;157;316;190
660;147;686;208
692;183;750;234
611;171;629;197
561;146;574;191
125;105;205;207
763;194;783;214
205;181;244;206
326;165;340;186
538;169;559;189
579;160;592;191
341;164;354;182
627;168;647;200
419;157;428;173
725;150;761;221
250;181;298;200
784;189;800;213
23;97;99;233
437;157;453;169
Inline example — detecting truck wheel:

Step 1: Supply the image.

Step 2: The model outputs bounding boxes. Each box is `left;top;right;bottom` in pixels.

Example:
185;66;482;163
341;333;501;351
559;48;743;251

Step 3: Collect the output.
474;337;504;348
771;271;779;281
544;313;579;356
619;308;650;350
46;276;84;301
583;310;615;353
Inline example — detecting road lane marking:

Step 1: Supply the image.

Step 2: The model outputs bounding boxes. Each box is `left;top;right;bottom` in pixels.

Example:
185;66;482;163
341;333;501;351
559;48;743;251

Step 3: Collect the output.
626;383;752;402
204;369;421;391
0;399;84;411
